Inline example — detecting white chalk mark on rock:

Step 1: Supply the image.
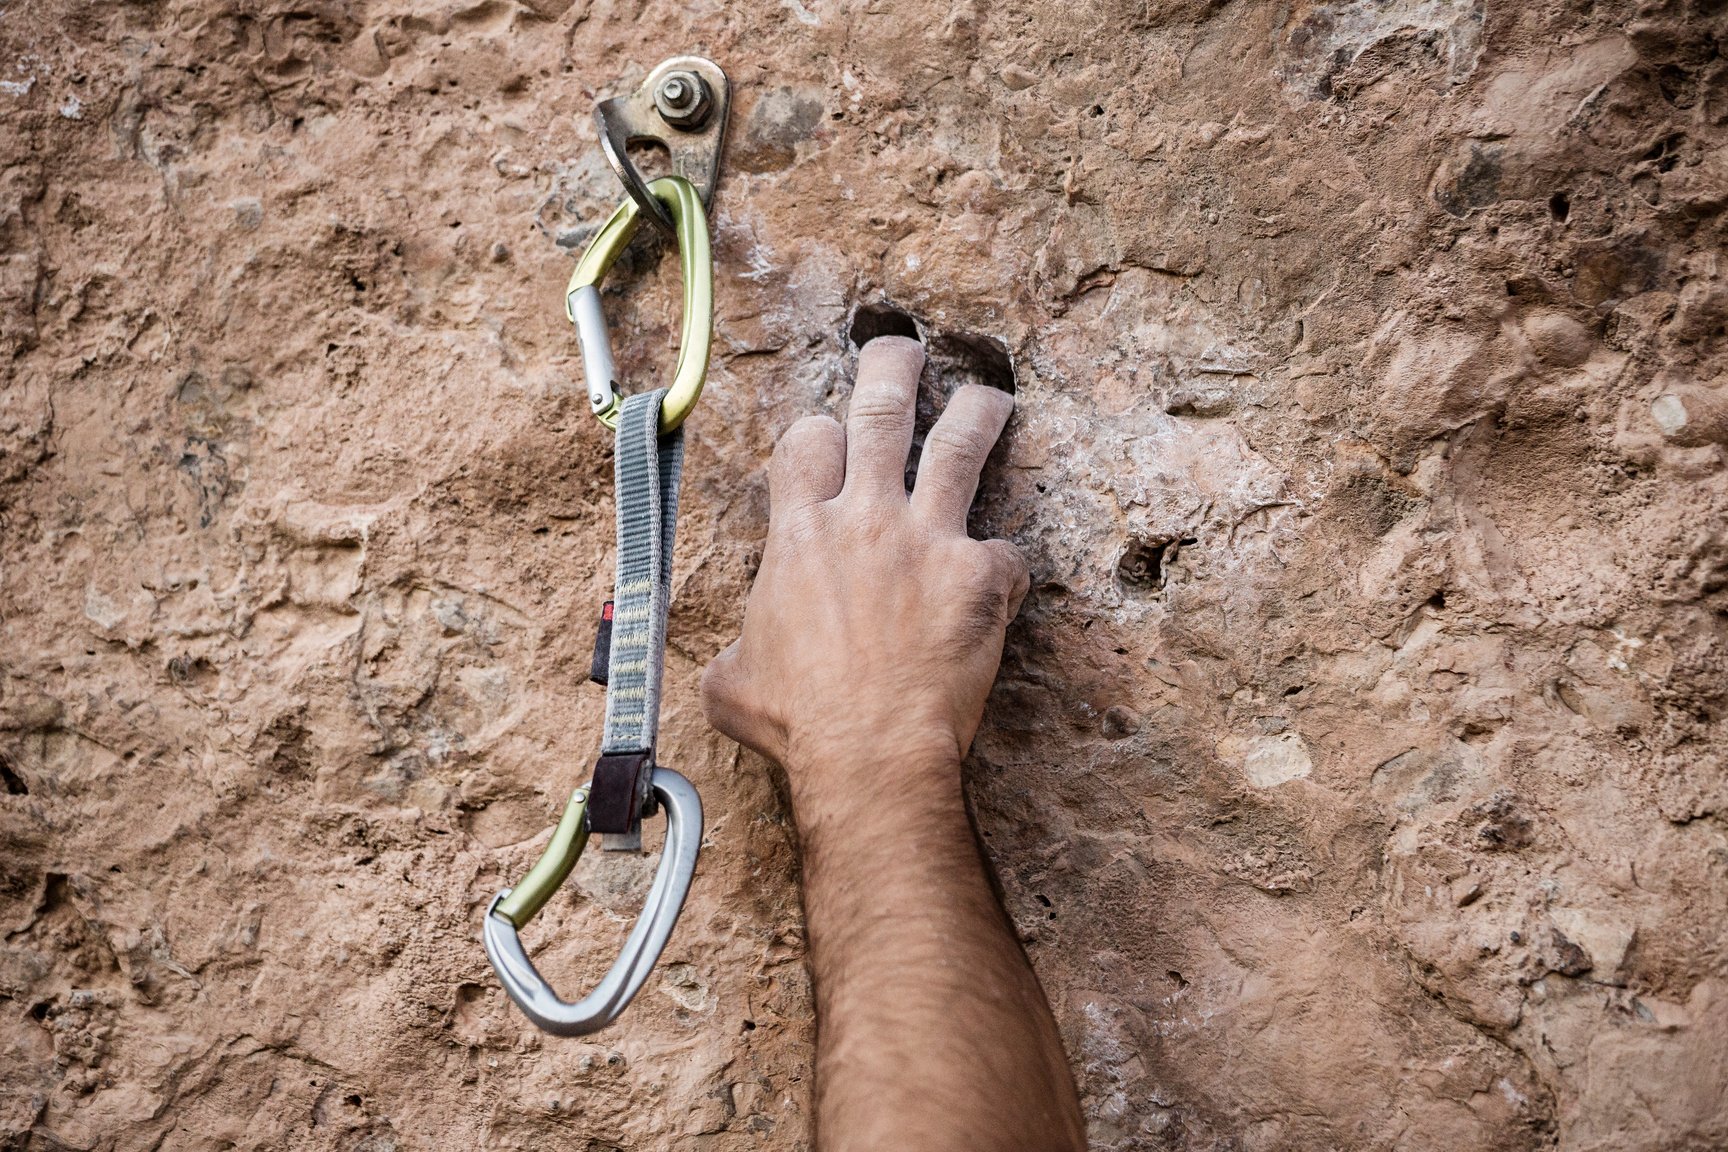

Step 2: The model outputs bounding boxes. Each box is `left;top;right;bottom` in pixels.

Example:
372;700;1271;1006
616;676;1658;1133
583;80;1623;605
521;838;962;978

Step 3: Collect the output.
1219;732;1313;787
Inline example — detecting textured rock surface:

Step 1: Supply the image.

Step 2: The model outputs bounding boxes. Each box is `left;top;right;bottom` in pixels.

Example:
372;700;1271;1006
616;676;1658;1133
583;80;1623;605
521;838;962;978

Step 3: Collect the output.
2;1;1726;1148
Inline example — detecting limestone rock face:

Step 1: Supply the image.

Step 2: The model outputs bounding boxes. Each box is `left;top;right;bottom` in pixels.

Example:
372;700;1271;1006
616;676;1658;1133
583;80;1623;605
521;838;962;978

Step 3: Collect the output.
2;1;1725;1149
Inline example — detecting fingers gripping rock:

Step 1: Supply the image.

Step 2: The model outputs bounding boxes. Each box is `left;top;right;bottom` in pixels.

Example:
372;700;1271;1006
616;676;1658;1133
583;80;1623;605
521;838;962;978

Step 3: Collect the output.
842;337;926;501
913;384;1015;530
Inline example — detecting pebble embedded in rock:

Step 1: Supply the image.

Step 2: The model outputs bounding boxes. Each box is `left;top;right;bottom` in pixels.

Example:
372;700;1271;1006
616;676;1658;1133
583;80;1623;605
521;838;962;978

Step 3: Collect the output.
1652;385;1728;446
1521;311;1593;367
1101;705;1141;738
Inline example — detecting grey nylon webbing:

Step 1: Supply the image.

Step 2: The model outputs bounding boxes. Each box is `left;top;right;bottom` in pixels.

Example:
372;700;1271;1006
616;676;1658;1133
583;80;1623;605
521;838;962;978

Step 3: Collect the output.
601;389;683;756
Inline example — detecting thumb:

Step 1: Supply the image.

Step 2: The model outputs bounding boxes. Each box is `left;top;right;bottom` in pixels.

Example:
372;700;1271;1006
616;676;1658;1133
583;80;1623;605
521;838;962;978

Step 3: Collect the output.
700;641;781;759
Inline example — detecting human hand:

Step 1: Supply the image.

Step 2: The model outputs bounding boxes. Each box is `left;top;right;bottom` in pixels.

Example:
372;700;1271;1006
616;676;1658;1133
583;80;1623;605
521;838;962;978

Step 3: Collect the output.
700;336;1028;811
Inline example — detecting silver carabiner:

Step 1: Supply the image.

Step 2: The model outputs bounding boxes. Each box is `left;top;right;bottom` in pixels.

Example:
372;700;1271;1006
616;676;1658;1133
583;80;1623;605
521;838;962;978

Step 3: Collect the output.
483;769;702;1035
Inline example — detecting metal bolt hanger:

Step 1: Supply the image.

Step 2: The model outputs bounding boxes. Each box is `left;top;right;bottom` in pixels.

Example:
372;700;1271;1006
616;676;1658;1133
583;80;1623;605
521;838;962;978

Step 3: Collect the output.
594;56;731;238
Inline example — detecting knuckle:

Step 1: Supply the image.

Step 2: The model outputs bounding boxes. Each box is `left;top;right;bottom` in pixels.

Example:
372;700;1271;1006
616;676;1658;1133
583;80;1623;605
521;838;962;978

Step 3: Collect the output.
701;664;759;742
784;413;841;444
924;423;990;461
773;506;826;547
773;415;834;461
698;658;734;711
980;539;1028;587
847;397;909;425
954;547;1000;590
843;502;898;544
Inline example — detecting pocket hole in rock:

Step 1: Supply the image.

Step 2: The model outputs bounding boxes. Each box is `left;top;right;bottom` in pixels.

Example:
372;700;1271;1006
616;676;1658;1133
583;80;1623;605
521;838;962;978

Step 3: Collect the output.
848;304;1017;497
847;302;921;348
0;753;26;795
927;329;1015;396
1118;537;1170;592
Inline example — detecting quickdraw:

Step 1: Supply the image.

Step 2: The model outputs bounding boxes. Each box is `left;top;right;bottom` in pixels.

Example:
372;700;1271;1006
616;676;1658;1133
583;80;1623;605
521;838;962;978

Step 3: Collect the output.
483;57;729;1037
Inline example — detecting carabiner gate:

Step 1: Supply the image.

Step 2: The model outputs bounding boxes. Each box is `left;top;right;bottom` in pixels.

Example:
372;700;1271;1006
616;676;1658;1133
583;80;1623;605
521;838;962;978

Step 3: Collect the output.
566;175;713;434
484;770;702;1036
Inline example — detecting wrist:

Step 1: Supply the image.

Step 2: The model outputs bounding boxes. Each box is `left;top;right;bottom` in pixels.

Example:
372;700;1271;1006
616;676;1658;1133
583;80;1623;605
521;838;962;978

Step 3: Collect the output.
784;734;996;982
782;729;966;836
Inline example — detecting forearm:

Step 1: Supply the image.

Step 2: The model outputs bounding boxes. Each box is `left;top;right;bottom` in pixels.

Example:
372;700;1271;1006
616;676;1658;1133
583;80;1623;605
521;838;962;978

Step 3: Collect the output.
791;742;1086;1152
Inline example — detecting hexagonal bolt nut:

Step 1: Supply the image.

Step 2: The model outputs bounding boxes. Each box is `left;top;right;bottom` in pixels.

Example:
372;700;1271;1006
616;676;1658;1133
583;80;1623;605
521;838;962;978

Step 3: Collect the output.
654;71;713;130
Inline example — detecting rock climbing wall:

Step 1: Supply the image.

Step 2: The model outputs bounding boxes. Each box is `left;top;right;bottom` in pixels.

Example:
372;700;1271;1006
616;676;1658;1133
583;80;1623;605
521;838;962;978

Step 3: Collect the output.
2;0;1725;1147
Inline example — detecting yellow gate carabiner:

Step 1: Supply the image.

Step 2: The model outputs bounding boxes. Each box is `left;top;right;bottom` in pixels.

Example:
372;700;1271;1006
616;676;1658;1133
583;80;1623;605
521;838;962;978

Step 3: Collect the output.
565;175;713;434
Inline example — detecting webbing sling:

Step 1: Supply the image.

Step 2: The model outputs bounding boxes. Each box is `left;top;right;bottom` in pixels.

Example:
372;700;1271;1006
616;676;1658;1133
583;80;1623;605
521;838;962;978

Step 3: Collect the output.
588;390;684;844
604;390;683;750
